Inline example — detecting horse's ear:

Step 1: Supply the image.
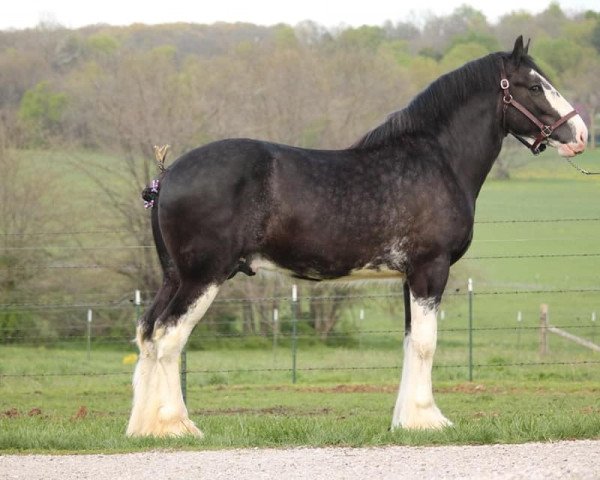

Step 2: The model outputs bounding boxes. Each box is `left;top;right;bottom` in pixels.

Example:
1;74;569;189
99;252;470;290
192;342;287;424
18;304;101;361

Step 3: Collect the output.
510;35;525;66
524;38;531;55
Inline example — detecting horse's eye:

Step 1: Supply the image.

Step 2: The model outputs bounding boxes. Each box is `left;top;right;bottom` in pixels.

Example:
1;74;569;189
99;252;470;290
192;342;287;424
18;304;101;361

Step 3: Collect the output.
529;85;542;94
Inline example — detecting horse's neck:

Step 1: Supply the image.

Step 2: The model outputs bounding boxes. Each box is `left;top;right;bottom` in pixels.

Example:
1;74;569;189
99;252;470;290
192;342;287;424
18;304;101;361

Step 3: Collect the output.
438;93;504;201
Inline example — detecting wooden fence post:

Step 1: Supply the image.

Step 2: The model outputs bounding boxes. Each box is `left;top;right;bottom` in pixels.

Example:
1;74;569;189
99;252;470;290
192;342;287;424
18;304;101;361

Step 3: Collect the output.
539;303;549;356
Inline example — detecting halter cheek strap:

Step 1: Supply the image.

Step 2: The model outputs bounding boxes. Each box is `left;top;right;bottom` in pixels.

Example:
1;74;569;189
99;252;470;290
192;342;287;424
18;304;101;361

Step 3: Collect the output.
500;65;578;155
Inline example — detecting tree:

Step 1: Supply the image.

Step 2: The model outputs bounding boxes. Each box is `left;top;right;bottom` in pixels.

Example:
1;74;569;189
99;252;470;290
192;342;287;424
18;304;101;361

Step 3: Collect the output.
533;38;587;79
337;26;387;51
495;12;545;51
18;82;68;146
592;19;600;53
439;42;490;72
563;53;600;149
417;6;492;57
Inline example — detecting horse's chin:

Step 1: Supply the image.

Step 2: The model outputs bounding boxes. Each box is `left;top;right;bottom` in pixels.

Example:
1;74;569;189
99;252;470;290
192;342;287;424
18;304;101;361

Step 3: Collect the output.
550;139;586;158
556;144;581;158
556;144;575;157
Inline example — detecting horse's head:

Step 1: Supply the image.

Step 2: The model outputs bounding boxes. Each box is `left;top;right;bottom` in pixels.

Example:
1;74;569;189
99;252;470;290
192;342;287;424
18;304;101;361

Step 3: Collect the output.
502;36;587;157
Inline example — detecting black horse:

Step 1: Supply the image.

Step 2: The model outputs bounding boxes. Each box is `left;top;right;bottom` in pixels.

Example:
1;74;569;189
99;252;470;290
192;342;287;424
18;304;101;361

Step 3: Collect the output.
127;37;587;437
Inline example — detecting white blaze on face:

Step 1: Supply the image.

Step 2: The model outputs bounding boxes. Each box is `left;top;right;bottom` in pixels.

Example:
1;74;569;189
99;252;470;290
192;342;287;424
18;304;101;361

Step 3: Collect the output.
530;69;588;157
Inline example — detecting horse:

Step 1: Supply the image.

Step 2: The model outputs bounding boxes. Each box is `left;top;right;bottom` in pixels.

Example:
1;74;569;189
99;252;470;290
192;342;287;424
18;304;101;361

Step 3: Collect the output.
126;36;588;437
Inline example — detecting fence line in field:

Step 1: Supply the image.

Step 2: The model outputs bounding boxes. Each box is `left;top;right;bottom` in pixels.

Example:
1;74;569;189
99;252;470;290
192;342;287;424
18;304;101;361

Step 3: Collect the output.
0;324;596;342
1;216;598;237
1;284;598;394
3;287;600;311
3;252;600;270
1;360;599;380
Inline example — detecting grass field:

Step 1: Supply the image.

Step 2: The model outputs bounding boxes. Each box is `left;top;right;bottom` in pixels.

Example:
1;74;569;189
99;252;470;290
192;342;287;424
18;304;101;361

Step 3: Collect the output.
0;345;599;453
1;147;600;452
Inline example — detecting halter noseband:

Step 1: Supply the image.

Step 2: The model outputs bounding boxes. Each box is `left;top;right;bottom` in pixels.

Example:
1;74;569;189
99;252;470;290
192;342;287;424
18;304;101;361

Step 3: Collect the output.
500;64;578;155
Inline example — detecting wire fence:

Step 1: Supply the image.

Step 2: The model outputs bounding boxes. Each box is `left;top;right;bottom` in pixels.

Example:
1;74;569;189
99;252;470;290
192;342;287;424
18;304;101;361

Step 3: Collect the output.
1;287;599;387
1;216;600;387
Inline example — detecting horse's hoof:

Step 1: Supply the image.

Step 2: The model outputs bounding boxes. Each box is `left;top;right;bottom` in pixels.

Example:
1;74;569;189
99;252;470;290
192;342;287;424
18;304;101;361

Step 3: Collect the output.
126;417;204;438
392;406;453;431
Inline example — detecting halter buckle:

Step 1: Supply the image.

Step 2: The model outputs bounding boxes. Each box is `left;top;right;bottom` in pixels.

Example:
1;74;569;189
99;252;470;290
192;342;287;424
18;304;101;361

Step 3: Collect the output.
541;125;552;137
500;79;510;90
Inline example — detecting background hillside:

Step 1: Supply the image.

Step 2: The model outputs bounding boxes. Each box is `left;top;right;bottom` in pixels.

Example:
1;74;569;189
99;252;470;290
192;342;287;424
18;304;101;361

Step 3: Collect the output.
1;3;600;343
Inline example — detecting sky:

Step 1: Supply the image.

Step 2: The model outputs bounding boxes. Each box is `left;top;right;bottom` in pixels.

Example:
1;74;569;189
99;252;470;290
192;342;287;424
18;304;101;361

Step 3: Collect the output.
1;0;598;30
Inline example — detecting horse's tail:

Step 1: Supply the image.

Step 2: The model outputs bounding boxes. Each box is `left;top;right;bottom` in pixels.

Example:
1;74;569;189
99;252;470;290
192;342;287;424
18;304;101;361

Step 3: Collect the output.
149;198;177;277
141;144;170;209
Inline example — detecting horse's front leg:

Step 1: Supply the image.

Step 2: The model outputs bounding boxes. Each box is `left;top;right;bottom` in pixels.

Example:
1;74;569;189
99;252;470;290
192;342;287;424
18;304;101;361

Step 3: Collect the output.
391;258;453;430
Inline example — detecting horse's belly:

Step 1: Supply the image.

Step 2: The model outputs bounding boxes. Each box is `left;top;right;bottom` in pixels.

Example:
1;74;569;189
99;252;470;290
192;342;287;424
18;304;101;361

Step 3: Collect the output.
341;265;405;281
249;255;405;282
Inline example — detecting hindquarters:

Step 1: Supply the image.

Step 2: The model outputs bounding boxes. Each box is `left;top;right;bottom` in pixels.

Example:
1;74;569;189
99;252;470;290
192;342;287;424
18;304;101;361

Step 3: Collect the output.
157;139;274;284
129;139;275;437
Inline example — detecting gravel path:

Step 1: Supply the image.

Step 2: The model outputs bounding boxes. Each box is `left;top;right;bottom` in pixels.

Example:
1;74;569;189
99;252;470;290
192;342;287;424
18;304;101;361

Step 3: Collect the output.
1;440;599;480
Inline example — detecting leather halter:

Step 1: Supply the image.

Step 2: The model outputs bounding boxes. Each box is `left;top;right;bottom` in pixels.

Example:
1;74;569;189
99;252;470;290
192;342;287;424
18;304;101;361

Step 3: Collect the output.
500;64;578;155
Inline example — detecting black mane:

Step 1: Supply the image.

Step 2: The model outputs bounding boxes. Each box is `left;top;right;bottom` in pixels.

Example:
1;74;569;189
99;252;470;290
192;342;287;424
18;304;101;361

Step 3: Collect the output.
351;52;542;150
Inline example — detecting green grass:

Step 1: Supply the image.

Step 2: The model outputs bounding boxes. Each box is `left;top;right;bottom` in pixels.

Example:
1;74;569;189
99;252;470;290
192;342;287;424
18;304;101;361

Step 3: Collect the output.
0;346;599;452
1;376;598;453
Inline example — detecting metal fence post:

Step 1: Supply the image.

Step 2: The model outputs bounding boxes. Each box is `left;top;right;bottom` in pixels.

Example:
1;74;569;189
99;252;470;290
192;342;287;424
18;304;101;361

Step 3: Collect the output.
291;284;298;384
517;310;523;354
134;289;141;321
468;278;473;382
86;309;92;360
539;304;549;356
181;348;187;406
273;307;279;363
359;308;365;349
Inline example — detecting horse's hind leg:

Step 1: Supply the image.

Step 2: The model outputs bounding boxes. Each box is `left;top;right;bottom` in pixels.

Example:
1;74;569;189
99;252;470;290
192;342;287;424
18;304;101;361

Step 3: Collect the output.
126;271;179;435
126;278;221;437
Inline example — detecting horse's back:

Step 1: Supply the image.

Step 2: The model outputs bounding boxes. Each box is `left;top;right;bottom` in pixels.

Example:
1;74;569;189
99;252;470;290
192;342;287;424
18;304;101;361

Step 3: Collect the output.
160;139;272;200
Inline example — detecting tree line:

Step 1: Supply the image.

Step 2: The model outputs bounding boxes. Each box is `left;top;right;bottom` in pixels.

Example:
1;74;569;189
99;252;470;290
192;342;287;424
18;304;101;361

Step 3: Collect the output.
1;3;599;343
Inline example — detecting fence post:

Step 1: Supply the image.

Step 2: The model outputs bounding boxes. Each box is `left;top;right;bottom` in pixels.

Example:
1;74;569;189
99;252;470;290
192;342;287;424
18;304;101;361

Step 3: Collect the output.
134;289;141;321
468;278;473;382
539;304;549;356
86;309;92;360
291;284;298;384
359;308;365;349
181;348;187;406
273;307;279;363
517;310;523;353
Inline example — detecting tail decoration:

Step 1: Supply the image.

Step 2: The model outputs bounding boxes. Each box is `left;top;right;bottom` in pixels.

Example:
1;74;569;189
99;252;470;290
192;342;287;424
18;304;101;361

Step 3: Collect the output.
141;144;170;209
142;179;160;209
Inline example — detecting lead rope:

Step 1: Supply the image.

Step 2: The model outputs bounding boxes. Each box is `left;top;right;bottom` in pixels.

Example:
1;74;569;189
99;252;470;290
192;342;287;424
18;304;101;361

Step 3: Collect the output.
565;157;600;175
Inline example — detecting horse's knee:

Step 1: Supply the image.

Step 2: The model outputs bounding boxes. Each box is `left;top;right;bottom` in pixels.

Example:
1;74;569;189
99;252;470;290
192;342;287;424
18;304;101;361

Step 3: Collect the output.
411;341;435;360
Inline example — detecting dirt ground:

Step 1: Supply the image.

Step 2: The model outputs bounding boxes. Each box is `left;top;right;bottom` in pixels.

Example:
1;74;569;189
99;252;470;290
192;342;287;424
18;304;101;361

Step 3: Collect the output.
1;439;599;479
